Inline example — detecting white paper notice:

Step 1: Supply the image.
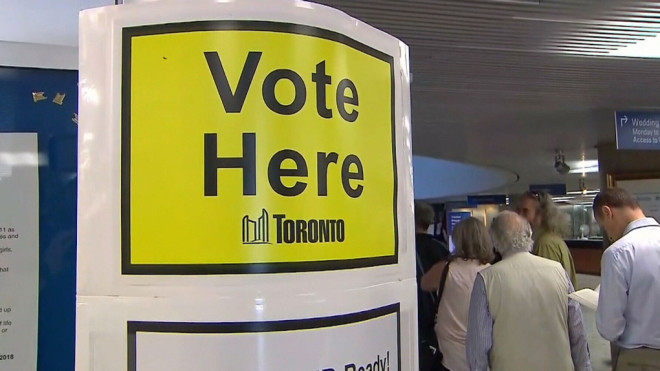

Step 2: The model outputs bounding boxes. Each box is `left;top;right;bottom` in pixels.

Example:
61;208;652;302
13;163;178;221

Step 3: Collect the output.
633;192;660;223
616;179;660;222
129;305;399;371
0;133;39;370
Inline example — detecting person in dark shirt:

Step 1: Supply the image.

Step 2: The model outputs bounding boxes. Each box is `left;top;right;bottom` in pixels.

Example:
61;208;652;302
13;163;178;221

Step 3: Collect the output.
415;201;450;371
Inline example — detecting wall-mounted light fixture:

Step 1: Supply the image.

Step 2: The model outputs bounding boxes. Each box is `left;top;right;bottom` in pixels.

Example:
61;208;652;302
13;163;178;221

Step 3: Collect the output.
554;150;570;175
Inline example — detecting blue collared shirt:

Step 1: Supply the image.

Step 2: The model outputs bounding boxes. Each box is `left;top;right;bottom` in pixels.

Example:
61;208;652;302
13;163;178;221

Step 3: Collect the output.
597;217;660;349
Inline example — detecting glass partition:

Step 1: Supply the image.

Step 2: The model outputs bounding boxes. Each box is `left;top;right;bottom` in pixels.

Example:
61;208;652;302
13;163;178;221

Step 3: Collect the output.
558;203;602;240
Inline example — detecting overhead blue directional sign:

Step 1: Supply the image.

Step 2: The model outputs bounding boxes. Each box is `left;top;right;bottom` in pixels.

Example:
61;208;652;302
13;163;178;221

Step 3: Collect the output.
615;111;660;150
467;194;508;206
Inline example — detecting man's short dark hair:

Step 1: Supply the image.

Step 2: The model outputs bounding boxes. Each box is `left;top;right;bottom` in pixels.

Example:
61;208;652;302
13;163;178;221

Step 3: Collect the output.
414;201;434;230
593;188;640;216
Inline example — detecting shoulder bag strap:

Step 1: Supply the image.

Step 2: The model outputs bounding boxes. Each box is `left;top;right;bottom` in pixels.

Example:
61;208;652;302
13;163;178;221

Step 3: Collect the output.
435;262;450;315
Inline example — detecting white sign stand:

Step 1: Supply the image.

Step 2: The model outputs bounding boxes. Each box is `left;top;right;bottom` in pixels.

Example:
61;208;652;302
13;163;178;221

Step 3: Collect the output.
77;1;415;370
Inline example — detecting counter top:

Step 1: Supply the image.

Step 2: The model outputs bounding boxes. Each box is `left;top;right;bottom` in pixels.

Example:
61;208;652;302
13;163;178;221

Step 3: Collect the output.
565;239;603;249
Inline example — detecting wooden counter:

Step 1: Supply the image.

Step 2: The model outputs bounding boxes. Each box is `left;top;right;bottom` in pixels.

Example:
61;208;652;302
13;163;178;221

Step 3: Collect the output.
566;239;603;276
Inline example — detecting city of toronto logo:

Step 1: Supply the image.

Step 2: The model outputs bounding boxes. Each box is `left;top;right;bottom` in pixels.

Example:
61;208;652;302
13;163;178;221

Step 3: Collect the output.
242;209;270;244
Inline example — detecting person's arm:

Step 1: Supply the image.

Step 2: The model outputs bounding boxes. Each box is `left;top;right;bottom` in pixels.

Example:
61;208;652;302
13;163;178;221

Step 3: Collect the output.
596;248;629;342
421;261;447;292
466;274;492;371
565;272;592;371
431;240;450;263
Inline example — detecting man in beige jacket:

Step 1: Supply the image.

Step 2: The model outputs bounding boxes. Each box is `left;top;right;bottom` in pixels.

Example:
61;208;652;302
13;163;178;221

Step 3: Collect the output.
466;211;591;371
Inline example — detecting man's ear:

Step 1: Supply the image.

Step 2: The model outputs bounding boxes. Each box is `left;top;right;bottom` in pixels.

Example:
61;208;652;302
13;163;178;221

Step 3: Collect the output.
601;205;614;219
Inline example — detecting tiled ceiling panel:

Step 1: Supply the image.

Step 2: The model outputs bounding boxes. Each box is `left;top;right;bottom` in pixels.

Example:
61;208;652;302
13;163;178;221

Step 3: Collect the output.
312;0;660;193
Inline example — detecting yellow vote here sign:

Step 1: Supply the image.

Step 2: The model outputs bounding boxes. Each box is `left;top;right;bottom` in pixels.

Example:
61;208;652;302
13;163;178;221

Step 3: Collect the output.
122;21;398;274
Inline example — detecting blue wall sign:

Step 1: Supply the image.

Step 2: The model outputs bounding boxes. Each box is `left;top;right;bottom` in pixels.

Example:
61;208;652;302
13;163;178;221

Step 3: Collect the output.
529;183;567;196
467;194;507;206
0;66;78;371
615;111;660;150
447;211;472;235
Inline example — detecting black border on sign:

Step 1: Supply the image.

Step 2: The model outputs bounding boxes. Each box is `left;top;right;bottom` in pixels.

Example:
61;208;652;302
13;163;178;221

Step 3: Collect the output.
121;21;398;275
126;304;401;371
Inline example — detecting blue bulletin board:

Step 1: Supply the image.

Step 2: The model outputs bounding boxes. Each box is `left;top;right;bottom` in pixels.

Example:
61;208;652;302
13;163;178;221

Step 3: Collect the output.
0;66;78;370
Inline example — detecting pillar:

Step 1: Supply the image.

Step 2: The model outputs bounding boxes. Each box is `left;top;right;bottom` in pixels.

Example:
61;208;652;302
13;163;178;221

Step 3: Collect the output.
76;1;417;370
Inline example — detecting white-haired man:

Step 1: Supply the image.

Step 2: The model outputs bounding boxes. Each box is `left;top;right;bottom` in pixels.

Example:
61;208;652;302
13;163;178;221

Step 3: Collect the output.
466;211;591;371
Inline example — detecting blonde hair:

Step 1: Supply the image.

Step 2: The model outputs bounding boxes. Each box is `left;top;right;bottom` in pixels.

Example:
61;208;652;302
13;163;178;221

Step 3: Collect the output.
451;217;494;264
538;192;570;237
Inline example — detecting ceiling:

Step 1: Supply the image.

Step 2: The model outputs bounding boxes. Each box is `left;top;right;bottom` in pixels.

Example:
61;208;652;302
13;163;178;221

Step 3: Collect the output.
0;0;111;47
3;0;660;196
311;0;660;194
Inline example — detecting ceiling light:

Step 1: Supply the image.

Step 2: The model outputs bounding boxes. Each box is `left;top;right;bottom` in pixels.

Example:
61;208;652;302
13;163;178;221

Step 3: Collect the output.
567;159;599;174
609;34;660;59
567;190;599;195
568;166;599;174
493;0;539;4
569;160;598;168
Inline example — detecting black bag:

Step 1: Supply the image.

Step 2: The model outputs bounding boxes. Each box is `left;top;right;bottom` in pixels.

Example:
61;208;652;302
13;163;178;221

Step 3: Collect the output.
417;255;452;371
419;341;442;371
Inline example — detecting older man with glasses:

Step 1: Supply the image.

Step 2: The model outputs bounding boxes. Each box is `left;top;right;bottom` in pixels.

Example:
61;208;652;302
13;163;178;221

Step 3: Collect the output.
465;211;591;371
516;191;577;287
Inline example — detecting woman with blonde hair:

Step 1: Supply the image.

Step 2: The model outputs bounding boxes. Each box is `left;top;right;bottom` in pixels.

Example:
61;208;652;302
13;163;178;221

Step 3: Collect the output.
421;217;493;371
533;191;577;287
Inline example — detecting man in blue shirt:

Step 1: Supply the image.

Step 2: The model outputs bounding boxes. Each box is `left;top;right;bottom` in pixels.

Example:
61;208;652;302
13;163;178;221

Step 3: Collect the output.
593;188;660;370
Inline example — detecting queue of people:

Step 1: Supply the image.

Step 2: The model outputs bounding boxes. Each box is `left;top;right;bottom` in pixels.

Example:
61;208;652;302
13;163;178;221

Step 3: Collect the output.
415;187;660;371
